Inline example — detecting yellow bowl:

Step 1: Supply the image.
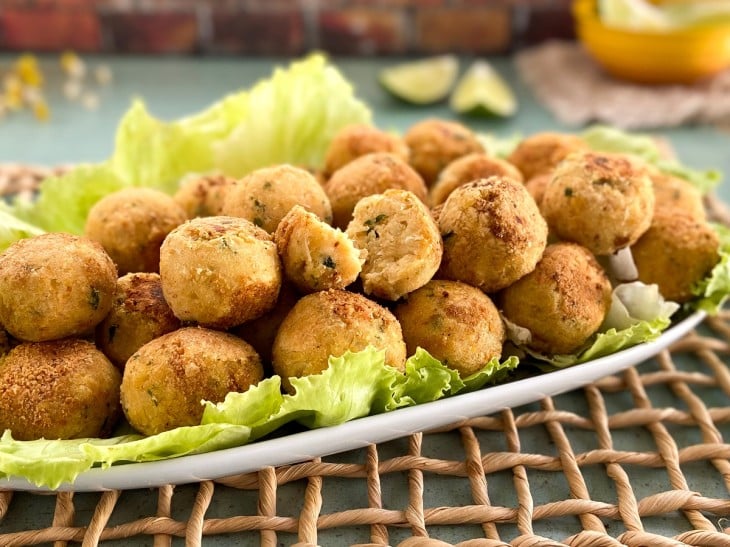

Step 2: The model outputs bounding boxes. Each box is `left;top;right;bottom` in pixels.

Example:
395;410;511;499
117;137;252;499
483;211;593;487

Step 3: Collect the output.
573;0;730;84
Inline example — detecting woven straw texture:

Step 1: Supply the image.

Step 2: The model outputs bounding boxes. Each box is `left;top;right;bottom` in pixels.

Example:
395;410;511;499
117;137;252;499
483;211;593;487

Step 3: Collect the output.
0;166;729;547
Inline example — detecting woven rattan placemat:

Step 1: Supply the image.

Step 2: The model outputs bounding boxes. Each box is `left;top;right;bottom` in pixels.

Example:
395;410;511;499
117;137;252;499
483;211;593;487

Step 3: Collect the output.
0;166;729;547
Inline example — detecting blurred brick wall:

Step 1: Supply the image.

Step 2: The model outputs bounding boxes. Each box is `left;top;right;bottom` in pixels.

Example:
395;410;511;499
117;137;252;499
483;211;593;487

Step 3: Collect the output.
0;0;575;55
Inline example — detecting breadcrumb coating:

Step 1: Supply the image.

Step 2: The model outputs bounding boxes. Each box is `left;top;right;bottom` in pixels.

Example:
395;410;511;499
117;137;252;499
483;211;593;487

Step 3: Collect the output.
0;339;121;440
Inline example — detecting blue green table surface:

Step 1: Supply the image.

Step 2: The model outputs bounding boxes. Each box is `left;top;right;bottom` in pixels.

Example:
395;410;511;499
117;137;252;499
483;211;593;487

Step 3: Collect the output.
0;55;728;546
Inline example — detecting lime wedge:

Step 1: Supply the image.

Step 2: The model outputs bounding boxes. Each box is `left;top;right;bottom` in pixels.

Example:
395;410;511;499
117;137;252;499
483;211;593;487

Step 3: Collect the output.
379;55;459;105
449;60;517;117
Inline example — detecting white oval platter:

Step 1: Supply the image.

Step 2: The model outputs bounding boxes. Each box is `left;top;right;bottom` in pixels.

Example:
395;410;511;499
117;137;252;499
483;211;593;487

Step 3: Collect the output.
0;311;705;492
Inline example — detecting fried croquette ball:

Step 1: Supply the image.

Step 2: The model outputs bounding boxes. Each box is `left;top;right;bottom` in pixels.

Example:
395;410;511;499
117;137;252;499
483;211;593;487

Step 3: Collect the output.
274;205;364;293
632;212;719;303
524;172;552;209
233;282;300;365
404;119;484;186
323;124;409;178
500;243;613;355
0;339;121;440
542;152;655;256
272;290;406;391
395;280;504;377
347;189;442;301
649;170;706;221
438;177;548;293
430;153;524;206
507;132;588;181
96;273;181;369
221;165;332;233
0;233;117;342
121;327;263;436
174;173;234;218
85;188;187;275
159;216;281;328
325;153;428;229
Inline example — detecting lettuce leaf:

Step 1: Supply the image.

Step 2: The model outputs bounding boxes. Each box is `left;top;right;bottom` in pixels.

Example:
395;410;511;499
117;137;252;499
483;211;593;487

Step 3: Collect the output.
547;318;670;369
527;282;677;369
9;163;127;233
460;355;520;392
3;53;370;242
390;348;464;406
0;431;140;490
203;347;517;430
602;281;679;331
213;55;371;177
82;424;254;468
0;347;516;488
477;132;521;159
0;207;45;251
692;222;730;313
581;125;721;194
109;100;227;193
478;125;721;194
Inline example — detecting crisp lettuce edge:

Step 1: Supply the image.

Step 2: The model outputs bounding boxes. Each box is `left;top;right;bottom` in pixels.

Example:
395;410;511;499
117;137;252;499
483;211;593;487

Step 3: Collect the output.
518;281;678;370
691;222;730;313
3;53;372;241
0;347;517;489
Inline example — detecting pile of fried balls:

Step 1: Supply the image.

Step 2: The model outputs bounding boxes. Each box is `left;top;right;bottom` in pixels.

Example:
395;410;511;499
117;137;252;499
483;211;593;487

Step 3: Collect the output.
0;120;720;441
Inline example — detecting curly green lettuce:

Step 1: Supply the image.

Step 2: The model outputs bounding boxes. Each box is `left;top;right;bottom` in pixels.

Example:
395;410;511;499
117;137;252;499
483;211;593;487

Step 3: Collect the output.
0;207;45;251
581;125;721;194
521;281;679;369
0;348;517;489
692;222;730;313
5;53;371;239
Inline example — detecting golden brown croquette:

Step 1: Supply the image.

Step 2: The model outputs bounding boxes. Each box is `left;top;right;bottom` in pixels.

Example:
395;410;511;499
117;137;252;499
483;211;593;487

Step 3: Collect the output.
174;173;235;218
507;132;588;181
649;169;706;221
121;327;263;436
524;172;552;210
0;339;121;440
272;290;406;392
96;273;181;369
274;205;364;293
159;216;282;329
430;153;524;206
323;124;409;178
395;280;505;377
541;152;655;255
221;165;332;233
85;188;187;275
632;212;719;303
232;282;300;366
404;119;484;186
325;153;428;229
0;233;117;342
500;243;613;355
347;189;442;301
438;177;548;293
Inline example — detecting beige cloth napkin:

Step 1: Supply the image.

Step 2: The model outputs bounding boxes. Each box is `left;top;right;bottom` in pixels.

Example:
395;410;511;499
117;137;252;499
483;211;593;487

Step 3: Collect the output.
515;41;730;129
